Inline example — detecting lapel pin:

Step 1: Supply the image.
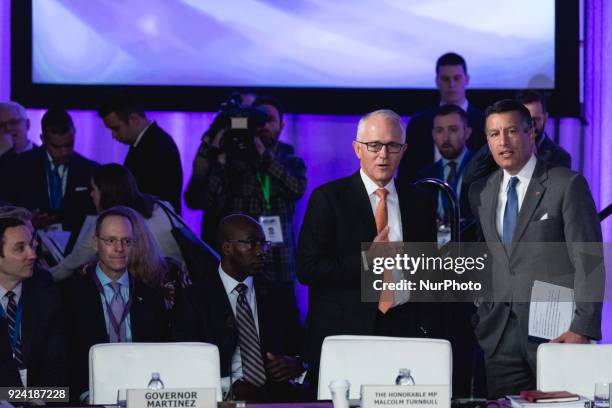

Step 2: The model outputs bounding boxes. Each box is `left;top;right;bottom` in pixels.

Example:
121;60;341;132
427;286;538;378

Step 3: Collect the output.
535;191;541;196
137;296;143;302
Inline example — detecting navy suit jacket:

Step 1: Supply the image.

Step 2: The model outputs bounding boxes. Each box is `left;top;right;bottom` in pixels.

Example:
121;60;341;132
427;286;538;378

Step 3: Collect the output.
63;267;168;399
398;104;486;182
0;270;67;387
0;146;98;236
125;122;183;213
416;149;473;220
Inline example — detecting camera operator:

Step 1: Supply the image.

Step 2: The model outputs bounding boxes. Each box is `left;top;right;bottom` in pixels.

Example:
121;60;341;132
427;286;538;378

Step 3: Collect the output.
185;95;307;286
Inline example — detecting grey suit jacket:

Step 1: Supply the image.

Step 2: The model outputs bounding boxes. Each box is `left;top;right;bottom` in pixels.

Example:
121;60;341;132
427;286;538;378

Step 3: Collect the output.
469;159;604;356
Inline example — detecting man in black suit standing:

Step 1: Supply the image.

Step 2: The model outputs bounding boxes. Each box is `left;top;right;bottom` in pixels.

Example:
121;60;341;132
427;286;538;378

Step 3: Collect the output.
297;109;439;389
0;109;98;236
398;53;486;182
462;89;571;187
469;100;603;398
98;92;183;213
172;214;305;401
0;216;67;387
63;207;168;401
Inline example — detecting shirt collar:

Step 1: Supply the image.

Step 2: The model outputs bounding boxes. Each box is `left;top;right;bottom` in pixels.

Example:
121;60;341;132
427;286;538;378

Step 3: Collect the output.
45;150;65;170
133;121;153;147
22;140;34;153
440;99;469;112
218;264;254;297
0;281;23;302
359;169;397;198
441;147;468;168
95;263;130;287
501;153;537;191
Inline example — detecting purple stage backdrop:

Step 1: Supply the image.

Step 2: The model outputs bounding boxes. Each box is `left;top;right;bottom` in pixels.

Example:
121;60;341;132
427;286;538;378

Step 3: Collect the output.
1;0;610;341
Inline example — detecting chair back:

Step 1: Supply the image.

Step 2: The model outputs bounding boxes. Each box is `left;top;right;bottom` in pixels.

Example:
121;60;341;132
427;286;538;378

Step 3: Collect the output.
89;342;222;404
317;335;452;400
537;343;612;398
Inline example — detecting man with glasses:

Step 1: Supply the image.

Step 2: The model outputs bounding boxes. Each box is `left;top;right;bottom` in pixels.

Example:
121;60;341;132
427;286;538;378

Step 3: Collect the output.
172;214;305;401
63;207;168;402
0;216;67;387
0;102;35;161
297;109;440;390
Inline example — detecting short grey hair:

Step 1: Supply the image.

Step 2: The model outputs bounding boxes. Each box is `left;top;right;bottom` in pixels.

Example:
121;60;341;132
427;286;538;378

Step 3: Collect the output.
356;109;405;141
0;101;28;119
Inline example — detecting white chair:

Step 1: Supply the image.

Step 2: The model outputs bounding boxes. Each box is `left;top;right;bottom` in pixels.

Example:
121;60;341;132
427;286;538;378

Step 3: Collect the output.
89;342;222;404
317;335;452;400
537;343;612;398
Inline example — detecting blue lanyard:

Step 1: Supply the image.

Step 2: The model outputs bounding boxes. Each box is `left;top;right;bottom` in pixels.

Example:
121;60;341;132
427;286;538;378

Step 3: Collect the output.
1;300;24;352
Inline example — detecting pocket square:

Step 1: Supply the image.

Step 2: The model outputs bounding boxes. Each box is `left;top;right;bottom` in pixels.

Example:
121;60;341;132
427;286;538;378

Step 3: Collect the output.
75;186;88;192
539;213;549;220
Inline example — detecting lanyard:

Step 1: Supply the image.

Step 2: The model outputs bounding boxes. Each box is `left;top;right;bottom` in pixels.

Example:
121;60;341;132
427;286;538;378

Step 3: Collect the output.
91;274;133;340
256;172;271;211
1;300;23;353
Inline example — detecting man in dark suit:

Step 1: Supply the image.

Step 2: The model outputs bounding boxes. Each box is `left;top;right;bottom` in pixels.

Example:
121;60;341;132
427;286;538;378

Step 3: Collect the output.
172;214;305;401
463;89;571;187
98;92;183;213
469;100;603;398
297;109;439;390
417;104;474;224
0;109;98;237
0;216;67;387
398;53;486;182
63;208;168;401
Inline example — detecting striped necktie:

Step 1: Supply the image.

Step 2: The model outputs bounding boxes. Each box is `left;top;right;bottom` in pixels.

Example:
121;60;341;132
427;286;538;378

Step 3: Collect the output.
108;282;127;342
234;283;266;387
5;291;25;369
375;188;394;314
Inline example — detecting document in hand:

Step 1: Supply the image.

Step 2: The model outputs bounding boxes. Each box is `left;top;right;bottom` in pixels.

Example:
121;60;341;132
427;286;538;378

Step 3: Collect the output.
528;280;575;340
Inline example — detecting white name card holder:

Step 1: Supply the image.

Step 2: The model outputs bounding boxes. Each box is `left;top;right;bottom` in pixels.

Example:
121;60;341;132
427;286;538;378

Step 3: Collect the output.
361;384;450;408
127;387;216;408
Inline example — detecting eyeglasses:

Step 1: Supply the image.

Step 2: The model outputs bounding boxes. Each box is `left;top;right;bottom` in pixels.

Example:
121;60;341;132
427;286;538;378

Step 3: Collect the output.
0;118;25;131
228;239;271;251
355;141;405;153
96;236;135;248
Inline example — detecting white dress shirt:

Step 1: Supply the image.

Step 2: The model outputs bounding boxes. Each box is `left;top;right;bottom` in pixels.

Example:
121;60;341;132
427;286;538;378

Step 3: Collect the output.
495;154;537;238
218;265;259;395
132;121;153;147
360;170;409;306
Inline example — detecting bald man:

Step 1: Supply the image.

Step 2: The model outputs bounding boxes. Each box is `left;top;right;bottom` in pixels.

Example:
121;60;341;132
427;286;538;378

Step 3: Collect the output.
297;109;440;389
172;215;305;402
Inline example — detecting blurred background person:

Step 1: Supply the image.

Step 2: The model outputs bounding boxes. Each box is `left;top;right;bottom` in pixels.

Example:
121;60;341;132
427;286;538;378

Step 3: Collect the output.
50;163;183;281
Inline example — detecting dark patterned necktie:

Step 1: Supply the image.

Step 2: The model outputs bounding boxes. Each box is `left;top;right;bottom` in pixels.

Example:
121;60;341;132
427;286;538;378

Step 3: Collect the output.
5;291;25;369
234;283;266;387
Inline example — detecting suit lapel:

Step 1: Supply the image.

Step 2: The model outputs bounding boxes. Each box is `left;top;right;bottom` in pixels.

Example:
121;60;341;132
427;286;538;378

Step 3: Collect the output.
34;149;51;209
350;172;377;240
480;170;503;245
20;279;36;364
511;160;547;248
396;181;416;241
254;278;272;351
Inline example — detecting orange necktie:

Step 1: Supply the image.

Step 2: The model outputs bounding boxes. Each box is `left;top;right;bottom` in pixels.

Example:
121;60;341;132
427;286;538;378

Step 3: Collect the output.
375;188;394;313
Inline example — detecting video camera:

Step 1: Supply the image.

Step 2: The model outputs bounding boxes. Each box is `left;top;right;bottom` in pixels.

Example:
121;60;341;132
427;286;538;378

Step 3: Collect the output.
205;93;269;161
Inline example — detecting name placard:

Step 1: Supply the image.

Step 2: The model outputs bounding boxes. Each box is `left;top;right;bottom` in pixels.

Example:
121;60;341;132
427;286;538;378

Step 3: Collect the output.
361;385;450;408
127;388;216;408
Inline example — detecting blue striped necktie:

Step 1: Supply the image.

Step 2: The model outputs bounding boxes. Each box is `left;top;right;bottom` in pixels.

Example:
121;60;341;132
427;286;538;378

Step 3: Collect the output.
234;283;266;387
5;291;25;369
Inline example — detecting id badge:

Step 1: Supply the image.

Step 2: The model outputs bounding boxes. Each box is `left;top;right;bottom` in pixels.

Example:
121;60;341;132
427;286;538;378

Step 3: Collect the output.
19;368;27;386
259;215;284;244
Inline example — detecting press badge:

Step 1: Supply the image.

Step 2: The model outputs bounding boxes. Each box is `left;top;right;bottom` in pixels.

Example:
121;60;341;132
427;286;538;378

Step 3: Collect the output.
259;216;284;244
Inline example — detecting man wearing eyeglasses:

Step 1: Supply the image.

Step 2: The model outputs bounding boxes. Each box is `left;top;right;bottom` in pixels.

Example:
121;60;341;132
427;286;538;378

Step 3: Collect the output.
0;102;35;161
297;109;440;390
0;216;67;387
63;207;168;402
172;214;305;402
